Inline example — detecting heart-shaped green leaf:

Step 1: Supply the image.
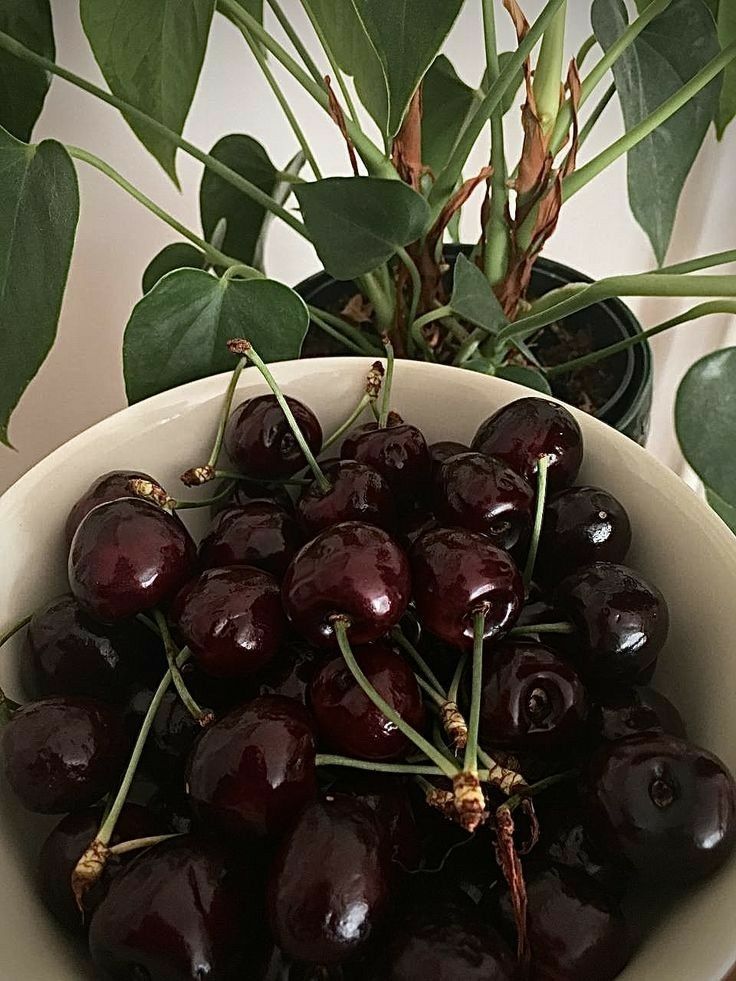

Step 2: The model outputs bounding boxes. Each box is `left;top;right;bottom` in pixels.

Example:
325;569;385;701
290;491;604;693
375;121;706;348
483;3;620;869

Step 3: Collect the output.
123;270;309;403
494;364;552;395
142;243;207;294
422;56;480;177
294;177;430;280
0;0;54;141
714;0;736;137
352;0;464;136
0;125;79;446
80;0;215;183
675;346;736;507
449;254;508;335
199;134;280;267
592;0;720;264
706;486;736;534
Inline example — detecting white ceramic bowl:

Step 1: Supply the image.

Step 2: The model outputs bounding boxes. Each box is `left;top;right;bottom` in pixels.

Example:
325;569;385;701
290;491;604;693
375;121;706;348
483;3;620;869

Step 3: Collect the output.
2;358;736;980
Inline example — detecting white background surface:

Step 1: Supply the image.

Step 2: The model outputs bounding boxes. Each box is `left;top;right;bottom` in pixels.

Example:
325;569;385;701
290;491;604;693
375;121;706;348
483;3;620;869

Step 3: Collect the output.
2;0;735;493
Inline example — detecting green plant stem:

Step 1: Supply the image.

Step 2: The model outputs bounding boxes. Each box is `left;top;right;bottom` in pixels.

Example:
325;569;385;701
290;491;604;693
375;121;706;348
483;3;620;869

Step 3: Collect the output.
578;82;615;148
505;769;577;813
220;0;393;179
482;0;510;286
214;469;310;486
299;0;359;122
429;0;567;213
323;393;374;450
509;622;576;637
264;0;324;86
656;249;736;275
546;300;736;377
0;31;309;239
575;34;596;70
108;833;183;857
316;754;446;776
396;247;422;336
0;613;31;650
332;618;459;778
533;0;567;135
152;612;208;722
238;342;331;492
564;41;736;200
550;0;673;155
448;654;468;705
307;311;372;355
523;455;550;586
378;340;395;428
308;305;380;355
240;26;322;178
391;628;447;699
416;675;447;708
358;271;396;333
208;357;248;470
412;305;454;334
173;480;237;510
463;609;487;778
68;147;246;271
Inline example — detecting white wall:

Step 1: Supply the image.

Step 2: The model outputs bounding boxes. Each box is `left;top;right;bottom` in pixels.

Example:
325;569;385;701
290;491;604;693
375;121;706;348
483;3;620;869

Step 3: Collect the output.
2;0;735;493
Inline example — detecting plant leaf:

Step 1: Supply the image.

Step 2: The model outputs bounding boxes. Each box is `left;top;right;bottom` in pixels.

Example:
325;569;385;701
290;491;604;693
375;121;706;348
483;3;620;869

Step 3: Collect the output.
422;56;480;176
494;364;552;395
294;177;430;280
715;0;736;137
200;134;278;266
80;0;215;183
123;270;309;404
252;149;307;272
0;125;79;446
142;243;206;294
449;254;509;335
351;0;464;136
0;0;55;141
706;486;736;534
675;346;736;507
592;0;721;264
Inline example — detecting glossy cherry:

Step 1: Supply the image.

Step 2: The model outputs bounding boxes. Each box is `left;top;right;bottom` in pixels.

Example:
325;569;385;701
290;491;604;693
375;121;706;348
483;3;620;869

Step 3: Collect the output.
400;507;438;550
341;418;431;503
554;562;669;685
198;501;303;577
537;486;632;584
224;394;323;479
411;528;523;649
37;803;165;932
172;565;285;679
23;594;162;701
267;794;390;964
65;469;164;547
540;806;632;902
187;695;317;837
254;639;322;705
497;864;633;981
428;440;471;472
331;774;420;871
471;396;583;491
433;451;534;551
310;643;425;760
125;684;201;785
592;684;686;742
297;458;396;536
68;497;196;622
479;641;587;752
2;696;127;813
231;479;294;512
89;836;267;980
585;733;736;883
282;521;411;648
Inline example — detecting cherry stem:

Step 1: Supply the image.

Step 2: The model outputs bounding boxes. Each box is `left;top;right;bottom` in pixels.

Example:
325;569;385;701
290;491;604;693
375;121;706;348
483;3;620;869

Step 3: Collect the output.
213;469;311;486
0;614;32;725
377;340;395;428
172;480;237;510
230;339;331;493
391;627;447;698
448;653;468;704
463;608;487;777
504;769;578;813
322;393;373;451
0;613;31;650
509;621;575;637
315;754;445;776
152;611;210;724
108;833;184;857
523;454;550;587
209;355;247;468
332;617;460;779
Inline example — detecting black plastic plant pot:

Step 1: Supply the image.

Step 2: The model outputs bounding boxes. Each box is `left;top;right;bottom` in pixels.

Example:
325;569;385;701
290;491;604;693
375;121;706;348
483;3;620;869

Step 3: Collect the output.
295;249;653;445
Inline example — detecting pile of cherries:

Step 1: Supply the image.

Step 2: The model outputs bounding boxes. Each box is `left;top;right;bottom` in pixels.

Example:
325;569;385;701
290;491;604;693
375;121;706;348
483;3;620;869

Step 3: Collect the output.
2;343;735;981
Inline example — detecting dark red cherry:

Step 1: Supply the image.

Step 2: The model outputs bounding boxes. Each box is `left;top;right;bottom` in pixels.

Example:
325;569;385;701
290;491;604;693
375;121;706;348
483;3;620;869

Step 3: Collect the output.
411;528;523;650
554;562;669;685
89;836;267;980
198;502;303;578
536;486;632;584
540;805;632;901
232;479;295;512
310;643;425;760
497;864;633;981
282;521;411;648
428;440;471;472
592;685;686;742
332;774;420;871
400;507;438;550
1;696;127;813
68;497;196;622
586;733;736;883
255;639;322;705
433;452;534;551
37;803;165;932
297;459;396;536
65;469;164;547
471;397;583;491
479;641;587;752
23;594;162;701
172;566;285;679
267;795;390;964
125;684;201;785
187;695;317;837
225;394;323;479
341;419;431;503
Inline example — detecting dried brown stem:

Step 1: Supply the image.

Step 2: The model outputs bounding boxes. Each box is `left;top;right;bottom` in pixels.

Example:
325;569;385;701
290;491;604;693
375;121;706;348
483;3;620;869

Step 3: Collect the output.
325;75;359;176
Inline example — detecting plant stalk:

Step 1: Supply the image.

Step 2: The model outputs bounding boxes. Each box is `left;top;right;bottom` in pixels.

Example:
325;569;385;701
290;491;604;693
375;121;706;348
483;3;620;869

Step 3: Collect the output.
322;393;374;450
299;0;359;122
533;0;567;135
391;628;447;698
523;455;550;586
264;0;324;86
482;0;510;286
315;754;446;776
378;340;395;428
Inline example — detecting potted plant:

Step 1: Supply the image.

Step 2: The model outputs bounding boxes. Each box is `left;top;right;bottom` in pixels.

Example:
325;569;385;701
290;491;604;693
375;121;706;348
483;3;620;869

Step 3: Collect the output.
0;0;735;519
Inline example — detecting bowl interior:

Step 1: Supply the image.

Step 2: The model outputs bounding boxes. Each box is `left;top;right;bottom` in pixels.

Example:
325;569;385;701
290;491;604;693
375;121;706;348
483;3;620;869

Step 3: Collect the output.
1;357;735;980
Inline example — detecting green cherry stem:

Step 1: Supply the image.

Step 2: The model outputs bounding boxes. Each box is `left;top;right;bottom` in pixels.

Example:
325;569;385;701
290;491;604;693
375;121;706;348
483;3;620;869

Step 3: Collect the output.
228;339;331;494
332;617;460;779
172;480;238;511
315;754;446;776
390;627;447;698
504;769;578;814
0;613;31;650
378;340;395;429
523;455;550;587
108;833;184;857
152;611;210;724
508;622;576;637
415;675;447;708
464;609;487;777
322;361;384;451
213;470;311;486
448;654;467;705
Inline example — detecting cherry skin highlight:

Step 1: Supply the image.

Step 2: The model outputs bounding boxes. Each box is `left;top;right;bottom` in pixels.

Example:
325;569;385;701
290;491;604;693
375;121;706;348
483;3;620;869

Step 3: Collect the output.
224;394;323;479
